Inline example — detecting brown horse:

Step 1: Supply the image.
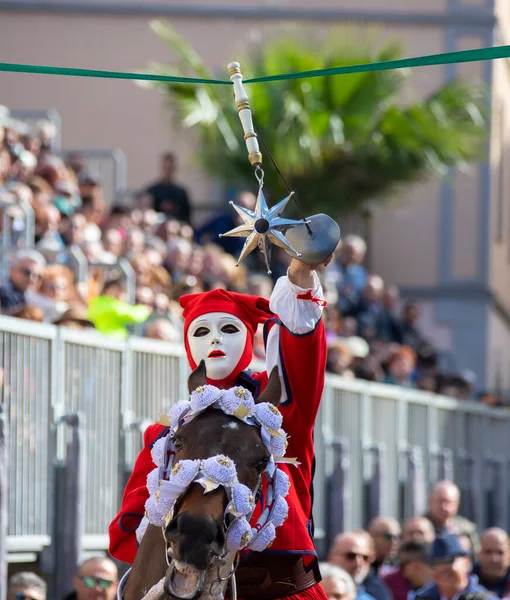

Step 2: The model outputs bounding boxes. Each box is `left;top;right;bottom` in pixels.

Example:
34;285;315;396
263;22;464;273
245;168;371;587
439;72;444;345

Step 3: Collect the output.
123;361;282;600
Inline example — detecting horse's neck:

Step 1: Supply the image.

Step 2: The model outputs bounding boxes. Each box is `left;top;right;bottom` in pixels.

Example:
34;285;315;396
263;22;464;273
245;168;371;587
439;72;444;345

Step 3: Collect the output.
123;524;168;600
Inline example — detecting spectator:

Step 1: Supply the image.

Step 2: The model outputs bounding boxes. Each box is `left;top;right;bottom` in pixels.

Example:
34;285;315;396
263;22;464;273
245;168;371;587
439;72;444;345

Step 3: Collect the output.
53;305;95;329
329;235;368;315
143;152;191;223
145;318;181;342
384;346;417;388
64;556;118;600
472;528;510;598
327;339;356;378
383;541;433;600
415;535;495;600
7;571;46;600
402;517;436;545
25;264;75;322
319;562;358;600
0;250;46;315
355;275;386;343
368;516;402;576
328;531;391;600
425;481;479;554
195;190;257;256
87;278;150;339
400;303;425;352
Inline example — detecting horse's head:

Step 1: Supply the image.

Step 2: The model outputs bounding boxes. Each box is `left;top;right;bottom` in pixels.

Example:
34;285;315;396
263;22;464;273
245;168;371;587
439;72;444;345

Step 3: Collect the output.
162;361;282;599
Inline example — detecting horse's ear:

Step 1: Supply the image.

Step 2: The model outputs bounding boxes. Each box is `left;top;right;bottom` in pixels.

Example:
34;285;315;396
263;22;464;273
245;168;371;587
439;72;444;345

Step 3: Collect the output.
188;360;207;394
255;367;282;407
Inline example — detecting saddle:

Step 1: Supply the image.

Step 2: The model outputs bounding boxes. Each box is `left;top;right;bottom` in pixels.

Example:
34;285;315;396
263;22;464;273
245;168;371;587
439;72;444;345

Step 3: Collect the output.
229;554;320;600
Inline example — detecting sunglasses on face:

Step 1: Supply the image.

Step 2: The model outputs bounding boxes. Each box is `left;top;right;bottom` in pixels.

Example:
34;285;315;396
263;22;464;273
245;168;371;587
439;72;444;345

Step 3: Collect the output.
80;576;114;590
21;268;41;280
382;533;401;541
343;552;370;562
15;594;39;600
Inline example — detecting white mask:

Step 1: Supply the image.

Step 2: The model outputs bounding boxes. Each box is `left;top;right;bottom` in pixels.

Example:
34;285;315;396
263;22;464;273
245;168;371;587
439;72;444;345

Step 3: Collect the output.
187;312;248;381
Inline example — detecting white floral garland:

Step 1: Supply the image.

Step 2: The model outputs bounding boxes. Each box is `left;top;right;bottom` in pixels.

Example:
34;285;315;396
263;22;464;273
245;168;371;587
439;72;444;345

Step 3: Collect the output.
143;384;295;553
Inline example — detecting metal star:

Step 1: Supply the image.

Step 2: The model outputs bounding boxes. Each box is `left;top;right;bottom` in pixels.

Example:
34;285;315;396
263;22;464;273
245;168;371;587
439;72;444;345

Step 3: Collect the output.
220;189;307;274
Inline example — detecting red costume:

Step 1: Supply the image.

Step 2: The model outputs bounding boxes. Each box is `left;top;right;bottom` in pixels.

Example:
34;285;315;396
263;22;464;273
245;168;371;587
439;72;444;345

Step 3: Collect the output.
109;285;328;600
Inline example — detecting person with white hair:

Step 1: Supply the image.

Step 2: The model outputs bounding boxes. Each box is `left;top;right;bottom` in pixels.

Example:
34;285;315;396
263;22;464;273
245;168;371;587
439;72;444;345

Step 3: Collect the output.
425;480;479;554
0;249;46;315
319;562;358;600
327;234;368;315
7;571;46;600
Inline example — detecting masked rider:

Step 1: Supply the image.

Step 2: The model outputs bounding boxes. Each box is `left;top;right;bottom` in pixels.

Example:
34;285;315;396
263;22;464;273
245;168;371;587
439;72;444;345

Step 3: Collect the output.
109;258;329;600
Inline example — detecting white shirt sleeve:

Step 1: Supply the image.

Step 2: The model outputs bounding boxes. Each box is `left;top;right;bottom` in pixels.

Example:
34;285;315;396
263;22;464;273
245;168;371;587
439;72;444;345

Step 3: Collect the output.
269;269;325;334
265;270;325;404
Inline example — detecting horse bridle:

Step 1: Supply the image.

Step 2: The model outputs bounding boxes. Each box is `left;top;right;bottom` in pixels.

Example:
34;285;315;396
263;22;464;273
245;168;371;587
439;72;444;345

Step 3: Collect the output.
158;475;264;600
141;384;295;600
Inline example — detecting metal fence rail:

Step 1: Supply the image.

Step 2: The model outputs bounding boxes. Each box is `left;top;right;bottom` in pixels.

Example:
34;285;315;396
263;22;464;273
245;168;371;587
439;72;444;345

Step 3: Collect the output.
1;315;509;563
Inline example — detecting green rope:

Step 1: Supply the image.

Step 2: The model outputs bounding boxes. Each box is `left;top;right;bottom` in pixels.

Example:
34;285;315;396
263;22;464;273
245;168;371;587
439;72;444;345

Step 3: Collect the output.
0;62;229;85
1;44;510;85
244;44;510;83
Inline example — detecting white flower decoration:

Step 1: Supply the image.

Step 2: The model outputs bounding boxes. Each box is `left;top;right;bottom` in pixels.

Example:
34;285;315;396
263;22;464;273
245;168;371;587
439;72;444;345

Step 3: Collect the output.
270;429;288;457
249;522;276;552
273;468;290;498
167;400;191;430
254;402;283;432
169;460;201;488
146;467;161;496
226;517;252;551
151;436;169;469
145;496;165;527
227;483;255;517
202;455;237;486
268;495;288;528
190;385;222;413
219;387;255;419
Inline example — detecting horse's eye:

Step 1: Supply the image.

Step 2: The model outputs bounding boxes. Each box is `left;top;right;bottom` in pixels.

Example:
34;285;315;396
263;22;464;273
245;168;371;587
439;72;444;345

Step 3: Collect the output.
254;457;269;473
193;327;210;337
221;324;239;334
172;436;184;451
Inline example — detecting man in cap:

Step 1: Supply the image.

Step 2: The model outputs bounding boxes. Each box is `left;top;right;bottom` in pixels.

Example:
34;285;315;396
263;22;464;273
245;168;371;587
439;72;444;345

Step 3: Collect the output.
415;535;496;600
109;256;332;600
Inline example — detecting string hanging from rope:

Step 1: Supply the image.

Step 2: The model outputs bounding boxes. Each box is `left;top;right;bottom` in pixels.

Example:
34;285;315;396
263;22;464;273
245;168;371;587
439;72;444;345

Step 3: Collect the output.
1;44;510;84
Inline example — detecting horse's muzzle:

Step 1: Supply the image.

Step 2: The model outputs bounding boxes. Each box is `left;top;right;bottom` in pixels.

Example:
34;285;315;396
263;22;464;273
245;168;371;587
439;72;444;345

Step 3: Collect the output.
166;512;225;572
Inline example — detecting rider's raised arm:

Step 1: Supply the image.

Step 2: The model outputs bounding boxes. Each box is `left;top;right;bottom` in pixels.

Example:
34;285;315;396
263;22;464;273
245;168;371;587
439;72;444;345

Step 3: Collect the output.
265;260;327;424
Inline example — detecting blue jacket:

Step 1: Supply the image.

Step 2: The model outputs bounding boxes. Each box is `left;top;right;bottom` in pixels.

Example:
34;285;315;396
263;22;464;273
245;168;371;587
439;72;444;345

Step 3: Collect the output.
361;570;392;600
416;575;498;600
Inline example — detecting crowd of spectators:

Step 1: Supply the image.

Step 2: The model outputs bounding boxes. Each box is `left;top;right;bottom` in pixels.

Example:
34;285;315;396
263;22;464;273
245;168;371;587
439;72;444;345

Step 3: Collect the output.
0;104;503;405
9;480;510;600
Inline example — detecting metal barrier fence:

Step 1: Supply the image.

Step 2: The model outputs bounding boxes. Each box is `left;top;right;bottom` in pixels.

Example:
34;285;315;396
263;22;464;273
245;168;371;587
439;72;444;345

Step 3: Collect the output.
2;315;510;565
60;148;127;205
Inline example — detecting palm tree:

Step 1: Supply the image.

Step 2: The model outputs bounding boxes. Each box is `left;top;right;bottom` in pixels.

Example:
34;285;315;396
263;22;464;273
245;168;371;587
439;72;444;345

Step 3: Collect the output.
138;21;488;218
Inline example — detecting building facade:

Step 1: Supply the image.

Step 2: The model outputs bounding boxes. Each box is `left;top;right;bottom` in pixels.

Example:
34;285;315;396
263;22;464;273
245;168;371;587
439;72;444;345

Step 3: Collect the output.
0;0;507;390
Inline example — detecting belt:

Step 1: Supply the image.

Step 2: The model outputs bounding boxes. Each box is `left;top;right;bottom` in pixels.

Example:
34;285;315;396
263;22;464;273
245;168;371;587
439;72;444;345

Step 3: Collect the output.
230;554;320;600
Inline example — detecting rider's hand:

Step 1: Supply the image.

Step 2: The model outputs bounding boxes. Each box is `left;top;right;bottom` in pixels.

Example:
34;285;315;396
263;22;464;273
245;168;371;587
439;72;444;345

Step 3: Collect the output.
288;254;333;288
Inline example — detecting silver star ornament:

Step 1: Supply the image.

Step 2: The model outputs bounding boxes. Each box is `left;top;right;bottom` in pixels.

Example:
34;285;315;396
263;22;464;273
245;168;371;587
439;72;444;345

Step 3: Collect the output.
220;189;307;274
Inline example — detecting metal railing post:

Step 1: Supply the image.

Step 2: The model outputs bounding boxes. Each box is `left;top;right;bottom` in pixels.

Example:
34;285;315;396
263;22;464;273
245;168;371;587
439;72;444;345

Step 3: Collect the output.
118;258;136;305
327;438;350;548
53;413;85;600
68;245;88;282
0;403;9;600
